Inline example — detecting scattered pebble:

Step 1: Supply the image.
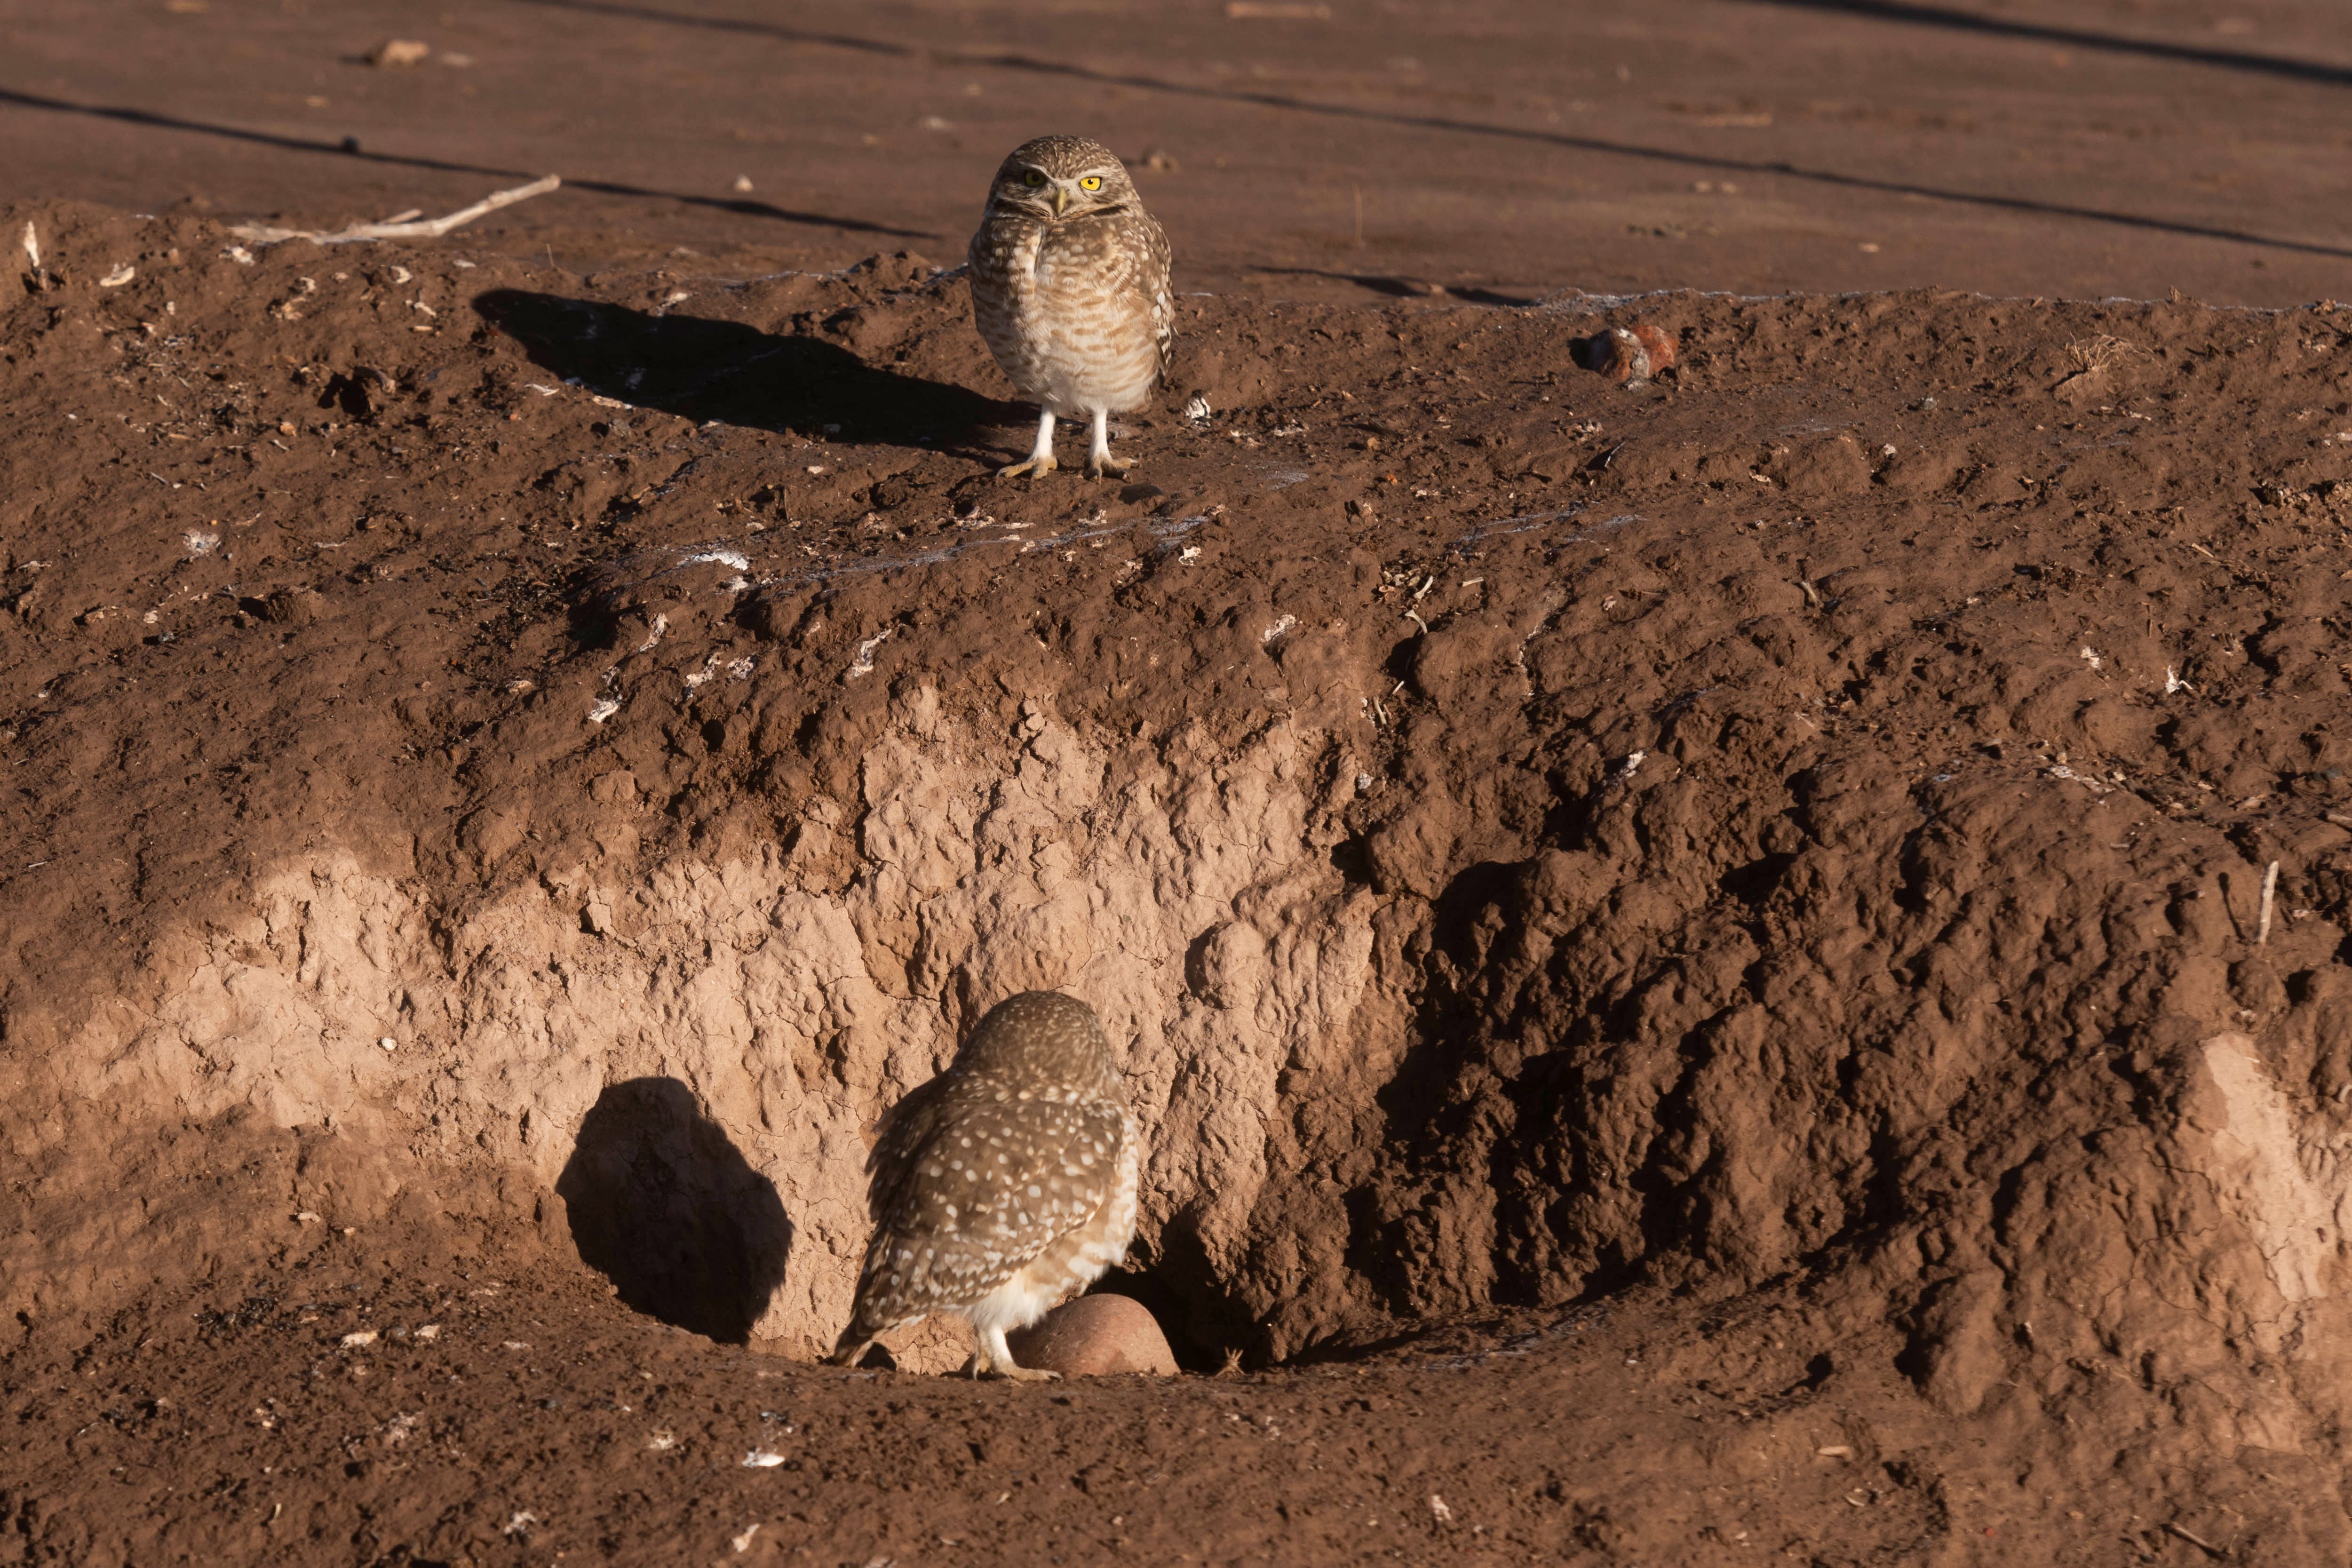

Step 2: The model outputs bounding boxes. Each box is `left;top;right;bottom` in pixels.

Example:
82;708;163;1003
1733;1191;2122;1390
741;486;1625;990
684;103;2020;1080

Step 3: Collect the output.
340;1330;378;1348
742;1449;787;1468
369;39;430;67
844;628;894;681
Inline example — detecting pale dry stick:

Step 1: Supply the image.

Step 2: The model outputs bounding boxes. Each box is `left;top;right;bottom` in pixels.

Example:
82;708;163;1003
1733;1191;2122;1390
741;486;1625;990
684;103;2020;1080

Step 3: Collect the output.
2164;1520;2230;1559
228;175;560;246
2257;859;2280;946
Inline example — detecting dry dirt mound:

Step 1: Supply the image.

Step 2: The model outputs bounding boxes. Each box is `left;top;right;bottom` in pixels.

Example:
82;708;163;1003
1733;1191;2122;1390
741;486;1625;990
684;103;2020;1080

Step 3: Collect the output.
4;199;2352;1561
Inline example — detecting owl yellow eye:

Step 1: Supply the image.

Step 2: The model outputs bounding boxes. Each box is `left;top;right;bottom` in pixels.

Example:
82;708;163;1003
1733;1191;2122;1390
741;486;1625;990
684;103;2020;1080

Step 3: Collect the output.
1079;175;1103;191
1022;170;1046;187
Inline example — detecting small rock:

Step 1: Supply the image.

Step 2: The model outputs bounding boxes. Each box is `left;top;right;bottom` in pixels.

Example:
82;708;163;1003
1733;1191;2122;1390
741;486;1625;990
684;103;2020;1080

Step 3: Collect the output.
1007;1294;1177;1377
1582;323;1677;387
368;39;430;67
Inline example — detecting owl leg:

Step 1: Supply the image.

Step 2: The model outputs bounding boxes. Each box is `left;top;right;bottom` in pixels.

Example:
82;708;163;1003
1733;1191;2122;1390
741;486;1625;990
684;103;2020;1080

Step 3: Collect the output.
997;409;1058;479
975;1322;1059;1382
1084;407;1134;478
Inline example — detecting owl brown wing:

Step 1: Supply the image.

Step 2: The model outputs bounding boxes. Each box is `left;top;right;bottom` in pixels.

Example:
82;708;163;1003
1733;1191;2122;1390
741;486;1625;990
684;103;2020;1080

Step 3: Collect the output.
846;1092;1127;1333
1140;214;1175;384
863;1071;958;1225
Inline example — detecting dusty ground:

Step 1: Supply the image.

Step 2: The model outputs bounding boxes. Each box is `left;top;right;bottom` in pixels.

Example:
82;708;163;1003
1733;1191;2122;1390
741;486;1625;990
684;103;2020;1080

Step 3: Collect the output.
8;3;2352;1565
5;0;2351;305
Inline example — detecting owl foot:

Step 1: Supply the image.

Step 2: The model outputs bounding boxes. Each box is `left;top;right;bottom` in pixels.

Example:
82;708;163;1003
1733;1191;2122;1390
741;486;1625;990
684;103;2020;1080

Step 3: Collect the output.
1000;410;1058;478
1083;407;1132;478
971;1322;1060;1380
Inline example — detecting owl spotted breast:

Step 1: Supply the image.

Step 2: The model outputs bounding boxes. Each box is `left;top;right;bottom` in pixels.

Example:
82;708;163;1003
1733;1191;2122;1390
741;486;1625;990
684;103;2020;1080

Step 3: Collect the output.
826;991;1141;1380
968;135;1173;480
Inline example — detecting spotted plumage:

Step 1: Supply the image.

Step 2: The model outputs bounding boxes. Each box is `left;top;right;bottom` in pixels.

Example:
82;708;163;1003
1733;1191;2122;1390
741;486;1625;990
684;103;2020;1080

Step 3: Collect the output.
969;134;1174;480
826;991;1141;1380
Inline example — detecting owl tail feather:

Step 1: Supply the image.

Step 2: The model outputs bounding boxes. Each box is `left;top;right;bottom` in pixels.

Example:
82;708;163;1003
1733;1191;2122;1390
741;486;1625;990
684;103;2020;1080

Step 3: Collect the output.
822;1332;873;1369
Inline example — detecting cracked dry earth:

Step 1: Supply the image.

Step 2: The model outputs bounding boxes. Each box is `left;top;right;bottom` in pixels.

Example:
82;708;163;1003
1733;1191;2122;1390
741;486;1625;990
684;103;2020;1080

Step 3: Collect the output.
5;198;2352;1565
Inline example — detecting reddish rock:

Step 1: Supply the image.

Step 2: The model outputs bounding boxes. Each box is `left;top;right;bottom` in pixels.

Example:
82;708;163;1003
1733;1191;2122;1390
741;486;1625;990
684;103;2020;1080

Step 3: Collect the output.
1582;323;1678;385
1007;1295;1178;1377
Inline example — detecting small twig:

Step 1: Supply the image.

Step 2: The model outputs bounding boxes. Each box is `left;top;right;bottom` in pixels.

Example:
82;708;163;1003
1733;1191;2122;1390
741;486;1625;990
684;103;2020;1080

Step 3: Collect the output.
2257;860;2279;946
229;175;560;246
2165;1520;2229;1559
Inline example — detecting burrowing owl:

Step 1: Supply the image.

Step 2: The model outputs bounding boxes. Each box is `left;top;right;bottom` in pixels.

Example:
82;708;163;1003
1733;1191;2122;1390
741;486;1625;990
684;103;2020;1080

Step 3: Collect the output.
969;135;1173;480
827;991;1141;1380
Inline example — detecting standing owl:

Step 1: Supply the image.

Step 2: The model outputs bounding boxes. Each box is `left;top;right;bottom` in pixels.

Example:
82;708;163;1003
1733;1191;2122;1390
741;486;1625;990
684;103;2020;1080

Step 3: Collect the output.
826;991;1141;1380
968;135;1173;480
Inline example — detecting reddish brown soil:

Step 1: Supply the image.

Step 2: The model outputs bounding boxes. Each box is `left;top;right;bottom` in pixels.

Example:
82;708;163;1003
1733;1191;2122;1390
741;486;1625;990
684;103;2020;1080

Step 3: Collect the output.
8;4;2352;1566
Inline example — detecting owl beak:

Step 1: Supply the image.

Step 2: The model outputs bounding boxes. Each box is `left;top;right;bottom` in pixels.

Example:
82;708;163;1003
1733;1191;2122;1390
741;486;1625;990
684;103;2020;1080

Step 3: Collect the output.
1053;186;1070;217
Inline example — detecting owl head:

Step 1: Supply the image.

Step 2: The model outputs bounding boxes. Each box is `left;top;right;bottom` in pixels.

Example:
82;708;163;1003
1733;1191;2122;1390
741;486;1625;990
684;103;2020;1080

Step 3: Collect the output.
984;135;1140;222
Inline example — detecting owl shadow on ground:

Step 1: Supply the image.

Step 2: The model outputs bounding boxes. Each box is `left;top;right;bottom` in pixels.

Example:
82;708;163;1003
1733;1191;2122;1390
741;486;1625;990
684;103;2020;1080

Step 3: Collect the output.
474;289;1017;455
555;1077;793;1345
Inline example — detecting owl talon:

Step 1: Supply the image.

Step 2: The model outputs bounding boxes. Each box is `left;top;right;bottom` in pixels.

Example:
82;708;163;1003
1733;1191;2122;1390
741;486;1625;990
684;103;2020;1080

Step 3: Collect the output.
997;454;1058;480
1084;455;1134;479
992;1363;1061;1383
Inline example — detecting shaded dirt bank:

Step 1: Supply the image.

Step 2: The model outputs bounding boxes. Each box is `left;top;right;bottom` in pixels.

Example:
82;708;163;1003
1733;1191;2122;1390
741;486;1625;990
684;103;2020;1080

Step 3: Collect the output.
4;198;2352;1561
